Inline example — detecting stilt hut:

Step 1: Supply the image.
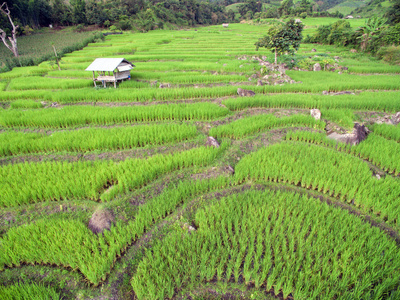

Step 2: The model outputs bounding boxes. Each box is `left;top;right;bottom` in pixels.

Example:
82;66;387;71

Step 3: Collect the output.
85;58;135;88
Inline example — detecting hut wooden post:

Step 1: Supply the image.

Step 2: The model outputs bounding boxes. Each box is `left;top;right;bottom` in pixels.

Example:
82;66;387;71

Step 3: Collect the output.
92;71;96;87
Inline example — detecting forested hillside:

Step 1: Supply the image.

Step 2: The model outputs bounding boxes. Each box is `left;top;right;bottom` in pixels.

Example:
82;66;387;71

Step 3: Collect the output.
0;0;232;32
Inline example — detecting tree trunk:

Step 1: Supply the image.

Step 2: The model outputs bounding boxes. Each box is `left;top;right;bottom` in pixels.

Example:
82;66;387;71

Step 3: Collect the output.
0;2;19;57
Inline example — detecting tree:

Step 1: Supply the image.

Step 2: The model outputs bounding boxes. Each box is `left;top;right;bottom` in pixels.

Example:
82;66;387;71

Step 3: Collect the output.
357;16;387;51
255;19;304;64
0;2;19;57
386;0;400;25
278;0;294;17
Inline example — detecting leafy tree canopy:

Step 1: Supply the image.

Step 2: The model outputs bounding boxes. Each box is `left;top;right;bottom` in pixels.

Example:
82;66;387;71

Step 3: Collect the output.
255;19;304;64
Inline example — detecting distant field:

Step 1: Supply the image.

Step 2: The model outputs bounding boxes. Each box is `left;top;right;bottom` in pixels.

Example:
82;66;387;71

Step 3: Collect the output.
226;3;244;12
328;0;367;15
1;20;400;300
0;29;102;72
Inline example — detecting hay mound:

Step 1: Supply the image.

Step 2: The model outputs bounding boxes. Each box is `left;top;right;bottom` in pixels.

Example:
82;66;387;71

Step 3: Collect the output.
88;209;115;234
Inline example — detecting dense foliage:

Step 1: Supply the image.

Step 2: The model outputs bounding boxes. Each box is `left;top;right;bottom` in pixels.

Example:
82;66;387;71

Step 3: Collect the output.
1;0;232;31
255;19;304;63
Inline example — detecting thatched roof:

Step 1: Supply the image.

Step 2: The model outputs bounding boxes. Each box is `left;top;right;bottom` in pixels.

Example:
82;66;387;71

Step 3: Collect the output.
85;58;135;72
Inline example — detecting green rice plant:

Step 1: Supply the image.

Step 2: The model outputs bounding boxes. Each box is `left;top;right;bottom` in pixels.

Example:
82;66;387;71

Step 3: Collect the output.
46;70;91;79
0;90;52;101
0;176;231;285
0;66;49;79
9;100;43;109
234;142;400;228
0;81;7;91
0;145;227;207
0;123;199;156
209;114;325;139
0;102;229;128
7;76;93;90
0;283;61;300
132;189;400;299
371;123;400;142
223;92;400;112
286;131;400;174
352;134;400;174
320;109;355;129
285;71;400;92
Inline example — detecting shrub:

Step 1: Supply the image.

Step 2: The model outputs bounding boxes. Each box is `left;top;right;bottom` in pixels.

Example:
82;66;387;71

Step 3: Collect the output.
376;46;400;64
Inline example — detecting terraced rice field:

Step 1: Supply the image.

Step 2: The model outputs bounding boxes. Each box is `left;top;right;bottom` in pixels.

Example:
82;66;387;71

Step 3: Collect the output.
1;21;400;299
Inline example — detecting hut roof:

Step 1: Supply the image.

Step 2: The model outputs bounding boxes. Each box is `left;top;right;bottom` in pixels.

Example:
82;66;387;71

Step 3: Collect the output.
85;58;135;72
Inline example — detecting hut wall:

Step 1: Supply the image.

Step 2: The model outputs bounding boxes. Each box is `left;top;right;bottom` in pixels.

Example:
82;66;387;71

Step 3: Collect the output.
116;71;131;80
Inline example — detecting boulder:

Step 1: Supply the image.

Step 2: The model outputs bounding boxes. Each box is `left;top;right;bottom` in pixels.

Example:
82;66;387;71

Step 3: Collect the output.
325;64;334;71
313;63;321;71
353;123;368;144
332;91;354;96
88;209;115;234
327;123;369;146
310;109;321;120
225;165;235;175
257;80;263;86
206;136;220;148
237;88;255;97
183;223;196;233
392;112;400;125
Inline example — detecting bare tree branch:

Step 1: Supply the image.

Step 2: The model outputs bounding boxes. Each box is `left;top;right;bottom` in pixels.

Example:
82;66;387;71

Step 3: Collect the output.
0;2;19;57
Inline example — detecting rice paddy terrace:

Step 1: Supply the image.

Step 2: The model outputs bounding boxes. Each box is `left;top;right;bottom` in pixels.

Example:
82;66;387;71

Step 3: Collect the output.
1;21;400;299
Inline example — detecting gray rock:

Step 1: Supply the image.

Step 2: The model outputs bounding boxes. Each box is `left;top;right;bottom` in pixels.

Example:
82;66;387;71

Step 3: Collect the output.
88;209;115;234
206;136;220;148
225;165;235;175
322;90;329;95
159;83;171;88
257;80;263;86
310;108;321;120
311;48;317;52
392;112;400;125
183;223;196;233
237;88;255;97
332;91;354;96
313;63;321;71
376;174;381;180
327;123;369;146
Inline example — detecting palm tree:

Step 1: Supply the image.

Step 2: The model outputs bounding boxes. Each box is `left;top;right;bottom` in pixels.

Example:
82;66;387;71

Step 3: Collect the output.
357;16;387;51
